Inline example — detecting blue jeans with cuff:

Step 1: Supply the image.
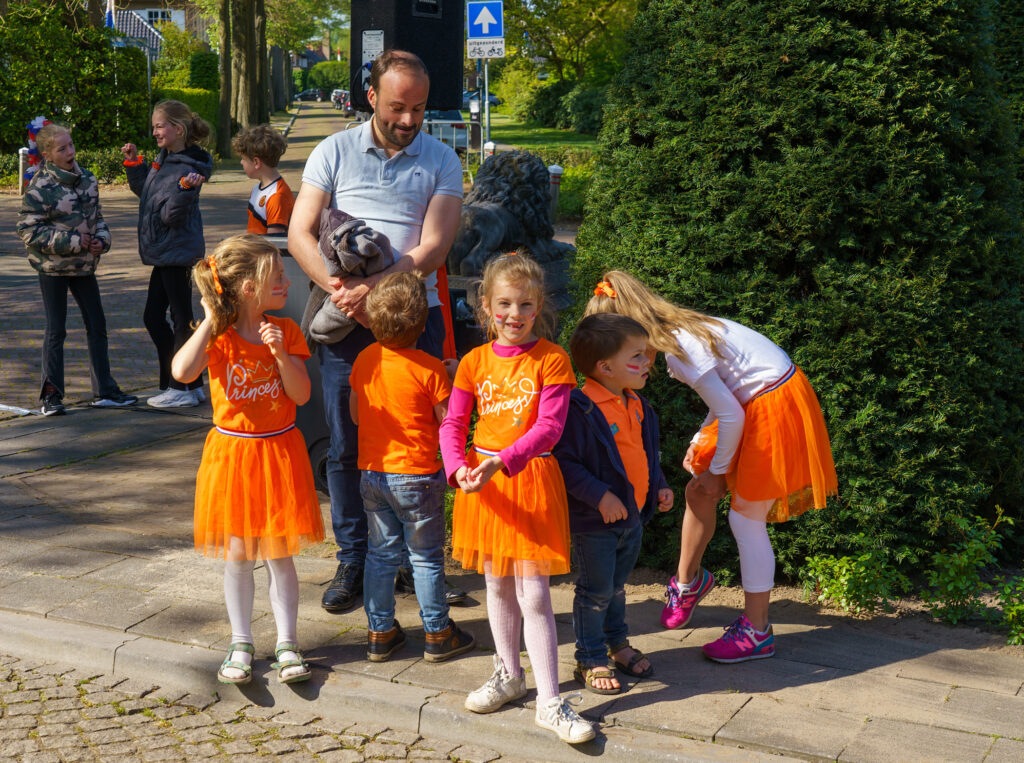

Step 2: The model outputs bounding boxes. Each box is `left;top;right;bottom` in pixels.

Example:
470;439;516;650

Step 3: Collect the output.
361;468;449;633
571;524;644;666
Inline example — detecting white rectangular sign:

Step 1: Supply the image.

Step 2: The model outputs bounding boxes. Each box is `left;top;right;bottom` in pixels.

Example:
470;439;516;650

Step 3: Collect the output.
468;37;505;59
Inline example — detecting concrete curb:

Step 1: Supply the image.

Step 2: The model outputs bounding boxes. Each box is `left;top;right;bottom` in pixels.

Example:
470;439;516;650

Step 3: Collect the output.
0;608;788;762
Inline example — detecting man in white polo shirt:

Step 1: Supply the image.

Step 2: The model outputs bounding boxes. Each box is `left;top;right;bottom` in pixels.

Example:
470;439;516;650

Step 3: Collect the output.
288;50;463;614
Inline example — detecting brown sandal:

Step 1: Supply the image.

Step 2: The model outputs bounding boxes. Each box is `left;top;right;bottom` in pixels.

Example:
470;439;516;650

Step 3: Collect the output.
574;662;622;695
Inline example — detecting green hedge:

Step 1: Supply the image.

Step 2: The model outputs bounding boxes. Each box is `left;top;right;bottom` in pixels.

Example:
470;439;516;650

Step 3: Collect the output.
309;60;349;91
0;2;150;153
574;0;1024;577
153;87;219;147
189;51;220;91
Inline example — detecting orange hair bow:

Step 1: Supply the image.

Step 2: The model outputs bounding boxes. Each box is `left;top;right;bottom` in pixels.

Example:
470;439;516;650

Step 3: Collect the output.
594;280;617;298
206;255;223;294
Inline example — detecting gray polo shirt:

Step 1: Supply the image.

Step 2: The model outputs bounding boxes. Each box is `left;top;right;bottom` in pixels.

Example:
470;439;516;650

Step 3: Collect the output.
302;120;464;306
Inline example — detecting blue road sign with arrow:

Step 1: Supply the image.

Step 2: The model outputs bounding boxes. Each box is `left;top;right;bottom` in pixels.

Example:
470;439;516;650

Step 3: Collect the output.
467;1;503;39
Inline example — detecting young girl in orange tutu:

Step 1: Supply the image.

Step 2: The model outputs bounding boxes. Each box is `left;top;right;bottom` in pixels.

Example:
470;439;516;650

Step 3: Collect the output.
172;234;324;685
586;271;837;663
439;254;596;745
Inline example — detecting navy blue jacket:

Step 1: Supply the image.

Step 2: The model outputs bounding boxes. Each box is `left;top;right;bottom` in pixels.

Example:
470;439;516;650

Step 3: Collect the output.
126;145;212;267
554;387;669;535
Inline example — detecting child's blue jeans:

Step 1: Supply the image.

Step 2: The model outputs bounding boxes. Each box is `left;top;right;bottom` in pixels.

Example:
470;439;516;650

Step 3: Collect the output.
361;469;449;634
571;524;644;666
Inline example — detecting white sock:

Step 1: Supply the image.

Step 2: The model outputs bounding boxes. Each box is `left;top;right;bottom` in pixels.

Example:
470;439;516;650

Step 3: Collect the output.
266;556;304;679
515;574;559;705
485;571;523;676
223;559;256;679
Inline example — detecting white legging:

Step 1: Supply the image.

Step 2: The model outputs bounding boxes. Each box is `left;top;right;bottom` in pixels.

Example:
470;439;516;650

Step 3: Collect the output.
729;497;776;594
224;555;299;645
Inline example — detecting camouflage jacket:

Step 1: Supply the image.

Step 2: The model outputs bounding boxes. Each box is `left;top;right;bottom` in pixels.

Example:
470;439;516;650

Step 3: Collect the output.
17;161;110;276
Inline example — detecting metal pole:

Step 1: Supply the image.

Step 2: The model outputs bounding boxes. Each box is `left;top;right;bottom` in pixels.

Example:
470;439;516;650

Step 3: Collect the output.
484;59;490;143
548;164;563;222
18;148;29;195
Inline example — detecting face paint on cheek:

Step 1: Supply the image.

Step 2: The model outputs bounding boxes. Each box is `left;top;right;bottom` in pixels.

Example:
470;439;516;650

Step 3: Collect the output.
494;314;505;324
271;287;286;296
626;363;643;372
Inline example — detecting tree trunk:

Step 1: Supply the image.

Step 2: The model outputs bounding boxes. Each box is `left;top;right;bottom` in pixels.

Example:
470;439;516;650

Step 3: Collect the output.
231;0;255;128
254;0;269;122
87;0;103;28
217;0;232;156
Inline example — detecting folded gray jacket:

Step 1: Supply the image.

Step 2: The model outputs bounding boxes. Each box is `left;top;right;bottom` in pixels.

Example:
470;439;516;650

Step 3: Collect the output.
304;208;394;345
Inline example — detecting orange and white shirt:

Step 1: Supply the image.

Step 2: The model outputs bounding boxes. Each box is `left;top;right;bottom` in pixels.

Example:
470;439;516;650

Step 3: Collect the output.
351;343;451;474
246;177;295;234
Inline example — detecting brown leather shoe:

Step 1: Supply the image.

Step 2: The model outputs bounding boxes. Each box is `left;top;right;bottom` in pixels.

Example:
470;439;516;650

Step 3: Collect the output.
367;621;406;662
424;619;476;663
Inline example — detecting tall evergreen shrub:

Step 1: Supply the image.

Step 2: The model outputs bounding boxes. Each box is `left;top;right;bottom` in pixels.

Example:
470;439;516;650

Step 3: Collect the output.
574;0;1024;575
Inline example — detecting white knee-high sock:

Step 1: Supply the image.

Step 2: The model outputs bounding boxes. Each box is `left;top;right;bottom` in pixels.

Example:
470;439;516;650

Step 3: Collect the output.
224;559;256;644
485;572;523;675
728;507;776;594
265;556;299;645
515;574;559;704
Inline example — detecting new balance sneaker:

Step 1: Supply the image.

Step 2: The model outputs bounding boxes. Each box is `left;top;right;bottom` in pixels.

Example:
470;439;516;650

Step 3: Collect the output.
91;392;138;408
464;654;526;713
40;393;66;416
147;388;200;408
534;693;596;744
661;568;715;629
702;615;775;663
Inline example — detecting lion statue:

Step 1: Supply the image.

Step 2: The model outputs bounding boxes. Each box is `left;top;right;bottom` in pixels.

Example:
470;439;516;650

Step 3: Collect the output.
447;151;575;279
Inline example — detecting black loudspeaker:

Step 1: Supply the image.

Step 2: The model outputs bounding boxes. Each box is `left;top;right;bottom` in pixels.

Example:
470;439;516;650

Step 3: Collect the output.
350;0;465;112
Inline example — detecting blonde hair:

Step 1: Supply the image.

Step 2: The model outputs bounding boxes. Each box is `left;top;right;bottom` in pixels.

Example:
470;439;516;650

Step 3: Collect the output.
477;251;556;341
583;270;724;364
153;99;211;147
193;234;279;344
35;123;70;158
366;271;428;349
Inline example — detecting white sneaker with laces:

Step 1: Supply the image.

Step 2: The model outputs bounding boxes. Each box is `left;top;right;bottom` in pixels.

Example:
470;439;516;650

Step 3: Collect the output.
464;654;526;713
535;693;596;744
147;388;200;408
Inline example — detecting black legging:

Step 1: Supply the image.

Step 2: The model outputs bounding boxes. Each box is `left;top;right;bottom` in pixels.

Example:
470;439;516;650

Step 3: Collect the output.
143;265;203;392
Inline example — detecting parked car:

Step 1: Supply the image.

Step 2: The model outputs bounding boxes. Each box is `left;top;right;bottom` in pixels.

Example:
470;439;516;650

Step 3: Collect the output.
295;88;325;102
331;89;355;116
462;90;501;109
424;109;468;152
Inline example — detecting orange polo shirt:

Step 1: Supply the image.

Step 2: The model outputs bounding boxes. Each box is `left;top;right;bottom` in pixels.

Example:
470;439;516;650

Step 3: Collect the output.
581;378;649;510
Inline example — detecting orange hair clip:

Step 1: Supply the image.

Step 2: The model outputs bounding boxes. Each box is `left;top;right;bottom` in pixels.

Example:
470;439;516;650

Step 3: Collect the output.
594;280;617;298
206;255;223;294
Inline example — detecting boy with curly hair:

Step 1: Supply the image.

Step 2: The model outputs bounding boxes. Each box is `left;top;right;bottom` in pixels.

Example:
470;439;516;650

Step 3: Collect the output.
232;125;294;234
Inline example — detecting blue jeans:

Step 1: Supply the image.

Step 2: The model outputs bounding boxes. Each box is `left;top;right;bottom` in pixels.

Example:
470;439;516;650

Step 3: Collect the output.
571;524;644;666
319;307;445;566
361;469;449;633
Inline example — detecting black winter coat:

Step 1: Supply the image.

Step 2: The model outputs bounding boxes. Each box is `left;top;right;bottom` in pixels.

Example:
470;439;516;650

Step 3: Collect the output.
125;145;212;267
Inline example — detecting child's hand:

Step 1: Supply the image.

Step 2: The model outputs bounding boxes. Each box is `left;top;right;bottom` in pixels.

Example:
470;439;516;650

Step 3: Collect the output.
121;143;138;162
657;488;674;513
443;358;459;381
259;320;286;357
455;466;477;493
682;443;696;475
89;237;104;255
182;172;205;188
597;491;629;524
468;456;504;491
79;232;92;252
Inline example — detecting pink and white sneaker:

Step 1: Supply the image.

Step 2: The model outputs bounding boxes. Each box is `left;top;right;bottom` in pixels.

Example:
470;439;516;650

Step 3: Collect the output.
702;615;775;663
661;568;715;629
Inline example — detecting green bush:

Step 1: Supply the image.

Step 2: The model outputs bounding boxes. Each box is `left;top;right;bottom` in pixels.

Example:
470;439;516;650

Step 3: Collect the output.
0;2;150;153
560;84;606;135
802;541;912;614
574;0;1024;577
518;78;576;127
995;575;1024;645
292;68;309;94
308;60;348;92
556;161;595;219
189;51;220;91
494;58;542;120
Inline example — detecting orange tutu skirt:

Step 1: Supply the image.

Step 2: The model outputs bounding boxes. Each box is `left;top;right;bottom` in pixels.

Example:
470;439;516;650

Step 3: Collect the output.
194;426;325;560
690;366;838;523
452;448;570;577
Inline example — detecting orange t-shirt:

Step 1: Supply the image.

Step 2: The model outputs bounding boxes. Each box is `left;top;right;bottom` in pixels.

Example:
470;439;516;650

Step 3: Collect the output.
207;316;310;432
351;343;451;474
581;377;649;510
454;338;576;451
246;177;295;234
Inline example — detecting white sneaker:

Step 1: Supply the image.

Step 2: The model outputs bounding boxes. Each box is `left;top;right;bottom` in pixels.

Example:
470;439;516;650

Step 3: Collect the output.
535;693;596;744
464;654;527;713
147;388;200;408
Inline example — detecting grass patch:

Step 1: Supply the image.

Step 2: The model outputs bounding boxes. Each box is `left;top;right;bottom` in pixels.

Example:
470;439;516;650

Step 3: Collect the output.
485;112;597;151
